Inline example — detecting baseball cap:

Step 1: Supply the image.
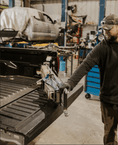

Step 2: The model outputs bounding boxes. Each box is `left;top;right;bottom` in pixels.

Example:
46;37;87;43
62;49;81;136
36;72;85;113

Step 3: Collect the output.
99;14;118;30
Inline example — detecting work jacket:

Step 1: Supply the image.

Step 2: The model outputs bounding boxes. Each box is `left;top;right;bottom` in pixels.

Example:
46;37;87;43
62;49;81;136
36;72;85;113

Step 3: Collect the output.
67;38;118;104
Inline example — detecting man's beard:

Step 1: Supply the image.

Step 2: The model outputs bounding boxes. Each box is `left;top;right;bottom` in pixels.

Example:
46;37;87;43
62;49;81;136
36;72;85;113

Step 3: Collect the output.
105;34;117;42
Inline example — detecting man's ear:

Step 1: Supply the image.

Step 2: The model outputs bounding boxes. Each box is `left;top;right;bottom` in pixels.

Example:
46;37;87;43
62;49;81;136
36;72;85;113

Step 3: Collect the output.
116;25;118;36
116;25;118;30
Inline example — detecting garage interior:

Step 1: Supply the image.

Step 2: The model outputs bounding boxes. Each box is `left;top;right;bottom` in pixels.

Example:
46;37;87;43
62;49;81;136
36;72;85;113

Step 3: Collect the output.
0;0;118;145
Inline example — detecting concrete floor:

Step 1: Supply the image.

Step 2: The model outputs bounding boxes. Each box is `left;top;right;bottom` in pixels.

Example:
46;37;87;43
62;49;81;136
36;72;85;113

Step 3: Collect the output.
1;58;104;145
31;58;104;144
30;95;104;144
32;92;103;144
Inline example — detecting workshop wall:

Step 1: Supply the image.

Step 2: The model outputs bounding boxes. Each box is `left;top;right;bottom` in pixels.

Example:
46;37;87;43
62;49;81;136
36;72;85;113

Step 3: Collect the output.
31;0;118;25
0;0;9;5
106;0;118;16
15;0;22;7
31;2;61;16
0;0;22;7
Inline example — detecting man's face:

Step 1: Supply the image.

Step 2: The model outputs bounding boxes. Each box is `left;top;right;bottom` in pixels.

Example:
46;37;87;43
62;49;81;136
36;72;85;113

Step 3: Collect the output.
104;25;118;42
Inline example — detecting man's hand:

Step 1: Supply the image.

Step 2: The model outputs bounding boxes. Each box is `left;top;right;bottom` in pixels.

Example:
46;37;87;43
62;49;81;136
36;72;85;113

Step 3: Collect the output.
59;83;71;95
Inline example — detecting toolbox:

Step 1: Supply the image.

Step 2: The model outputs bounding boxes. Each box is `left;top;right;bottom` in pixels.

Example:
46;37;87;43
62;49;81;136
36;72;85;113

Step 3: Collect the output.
84;65;100;99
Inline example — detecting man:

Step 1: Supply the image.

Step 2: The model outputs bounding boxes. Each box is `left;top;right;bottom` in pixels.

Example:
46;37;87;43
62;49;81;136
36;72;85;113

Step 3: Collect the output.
60;14;118;145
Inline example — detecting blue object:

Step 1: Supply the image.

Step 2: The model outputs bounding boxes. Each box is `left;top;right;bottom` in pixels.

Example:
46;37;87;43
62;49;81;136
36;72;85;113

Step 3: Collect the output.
9;0;15;7
61;0;68;46
60;56;64;61
85;65;100;96
45;74;49;79
59;61;66;71
98;0;106;34
79;49;84;57
86;49;91;56
61;0;66;22
98;0;106;27
5;43;12;48
79;48;91;57
85;86;100;96
17;43;31;48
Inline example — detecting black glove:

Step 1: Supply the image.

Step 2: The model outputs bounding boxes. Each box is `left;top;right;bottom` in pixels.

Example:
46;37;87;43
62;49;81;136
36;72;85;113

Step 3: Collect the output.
59;83;71;95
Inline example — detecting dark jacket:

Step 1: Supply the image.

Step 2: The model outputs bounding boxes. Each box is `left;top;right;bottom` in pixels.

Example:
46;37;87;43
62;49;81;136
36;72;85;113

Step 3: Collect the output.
67;39;118;104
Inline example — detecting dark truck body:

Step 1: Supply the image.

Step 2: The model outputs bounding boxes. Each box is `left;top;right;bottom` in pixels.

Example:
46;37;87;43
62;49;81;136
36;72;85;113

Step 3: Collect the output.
0;47;83;145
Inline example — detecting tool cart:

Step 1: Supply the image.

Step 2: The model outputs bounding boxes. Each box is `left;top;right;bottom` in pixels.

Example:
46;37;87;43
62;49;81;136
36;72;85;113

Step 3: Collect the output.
84;65;100;99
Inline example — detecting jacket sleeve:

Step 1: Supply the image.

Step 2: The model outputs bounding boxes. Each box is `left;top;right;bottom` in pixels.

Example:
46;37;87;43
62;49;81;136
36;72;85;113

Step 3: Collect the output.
67;41;104;89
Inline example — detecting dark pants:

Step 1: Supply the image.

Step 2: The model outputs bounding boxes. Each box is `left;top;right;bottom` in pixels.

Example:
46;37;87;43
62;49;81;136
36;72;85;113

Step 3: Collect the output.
101;101;118;145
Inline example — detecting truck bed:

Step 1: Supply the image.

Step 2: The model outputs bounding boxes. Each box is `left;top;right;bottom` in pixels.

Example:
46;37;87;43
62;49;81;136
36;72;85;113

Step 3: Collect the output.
0;75;83;145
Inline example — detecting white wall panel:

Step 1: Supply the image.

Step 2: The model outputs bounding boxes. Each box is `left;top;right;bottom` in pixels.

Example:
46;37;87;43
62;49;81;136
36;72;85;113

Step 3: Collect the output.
106;0;118;16
31;2;61;15
0;0;22;7
115;0;118;15
31;4;42;11
0;0;9;5
87;1;94;22
81;1;89;16
44;3;61;15
91;1;99;24
15;0;22;7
